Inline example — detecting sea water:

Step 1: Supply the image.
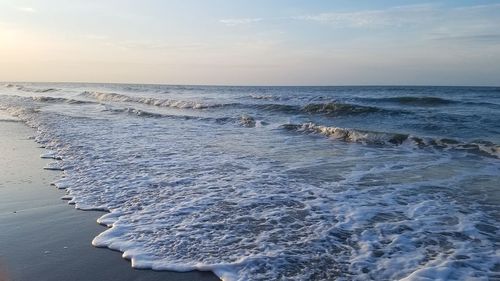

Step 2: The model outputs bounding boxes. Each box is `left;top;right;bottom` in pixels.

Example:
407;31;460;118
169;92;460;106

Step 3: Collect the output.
0;83;499;280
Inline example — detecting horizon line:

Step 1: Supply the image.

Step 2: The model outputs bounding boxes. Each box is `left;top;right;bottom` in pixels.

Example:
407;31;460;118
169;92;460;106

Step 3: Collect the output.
2;80;500;88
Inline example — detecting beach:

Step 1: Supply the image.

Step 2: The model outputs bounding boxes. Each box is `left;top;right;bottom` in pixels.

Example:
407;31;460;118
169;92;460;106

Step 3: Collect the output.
1;1;499;279
0;120;220;281
1;84;498;280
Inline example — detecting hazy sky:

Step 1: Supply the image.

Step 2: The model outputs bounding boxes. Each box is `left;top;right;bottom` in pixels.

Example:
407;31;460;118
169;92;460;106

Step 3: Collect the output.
1;0;499;86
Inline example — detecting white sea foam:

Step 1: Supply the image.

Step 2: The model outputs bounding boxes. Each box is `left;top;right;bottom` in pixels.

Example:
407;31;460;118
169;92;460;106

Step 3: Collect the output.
51;177;71;189
0;109;22;122
40;150;62;160
43;162;64;171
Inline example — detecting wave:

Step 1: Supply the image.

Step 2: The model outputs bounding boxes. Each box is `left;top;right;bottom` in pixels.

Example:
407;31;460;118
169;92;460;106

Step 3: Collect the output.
370;96;456;106
282;122;500;158
2;89;498;280
282;123;409;145
248;94;280;101
252;102;390;117
115;107;167;118
252;103;299;113
463;101;500;108
99;105;245;126
4;83;60;93
80;91;390;118
101;105;200;119
32;96;95;105
99;104;264;129
302;102;381;116
79;91;219;109
239;115;256;127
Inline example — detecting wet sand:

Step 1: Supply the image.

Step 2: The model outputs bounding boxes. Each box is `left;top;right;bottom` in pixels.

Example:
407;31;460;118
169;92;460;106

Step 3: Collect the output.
0;121;220;281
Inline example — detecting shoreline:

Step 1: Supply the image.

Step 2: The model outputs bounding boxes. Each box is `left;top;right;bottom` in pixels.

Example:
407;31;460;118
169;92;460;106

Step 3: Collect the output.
0;120;220;281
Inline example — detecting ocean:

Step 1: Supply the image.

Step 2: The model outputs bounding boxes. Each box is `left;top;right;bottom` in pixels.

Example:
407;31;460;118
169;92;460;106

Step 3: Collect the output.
0;83;499;280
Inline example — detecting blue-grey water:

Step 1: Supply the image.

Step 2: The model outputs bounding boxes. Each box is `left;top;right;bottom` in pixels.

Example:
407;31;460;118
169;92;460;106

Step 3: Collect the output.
0;83;499;280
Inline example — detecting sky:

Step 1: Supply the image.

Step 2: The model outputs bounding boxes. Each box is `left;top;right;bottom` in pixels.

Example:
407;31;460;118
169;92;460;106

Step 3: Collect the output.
0;0;499;86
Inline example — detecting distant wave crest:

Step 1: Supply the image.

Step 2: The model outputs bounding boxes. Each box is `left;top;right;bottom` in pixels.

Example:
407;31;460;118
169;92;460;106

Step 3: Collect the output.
4;83;60;93
80;91;219;109
80;91;389;117
302;102;381;115
371;96;456;106
252;102;389;116
32;96;95;104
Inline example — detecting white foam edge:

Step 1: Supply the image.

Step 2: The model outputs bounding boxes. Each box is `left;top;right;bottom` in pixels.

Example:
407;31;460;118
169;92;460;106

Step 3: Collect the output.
96;211;122;227
50;178;71;189
43;162;64;170
91;221;243;281
74;203;109;212
40;150;56;158
40;150;62;160
400;262;468;281
0;109;22;122
60;195;72;200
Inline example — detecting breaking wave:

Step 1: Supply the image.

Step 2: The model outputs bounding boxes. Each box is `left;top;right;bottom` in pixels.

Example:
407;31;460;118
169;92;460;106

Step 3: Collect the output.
4;83;60;93
239;115;256;127
248;94;281;101
302;102;381;115
79;91;224;109
80;91;391;117
98;104;244;126
282;122;500;158
249;102;391;116
32;96;95;105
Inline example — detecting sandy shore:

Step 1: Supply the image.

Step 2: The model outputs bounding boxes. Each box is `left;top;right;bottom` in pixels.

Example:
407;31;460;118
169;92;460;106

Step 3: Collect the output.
0;121;220;281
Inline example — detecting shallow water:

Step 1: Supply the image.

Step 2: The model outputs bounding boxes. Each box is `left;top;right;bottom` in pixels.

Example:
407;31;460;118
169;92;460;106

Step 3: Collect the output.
1;83;499;280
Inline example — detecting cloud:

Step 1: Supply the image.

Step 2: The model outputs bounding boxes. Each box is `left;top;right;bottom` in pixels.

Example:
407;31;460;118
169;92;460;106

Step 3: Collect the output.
16;7;36;13
105;40;209;51
432;34;500;44
293;3;500;43
219;18;262;26
294;4;438;28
